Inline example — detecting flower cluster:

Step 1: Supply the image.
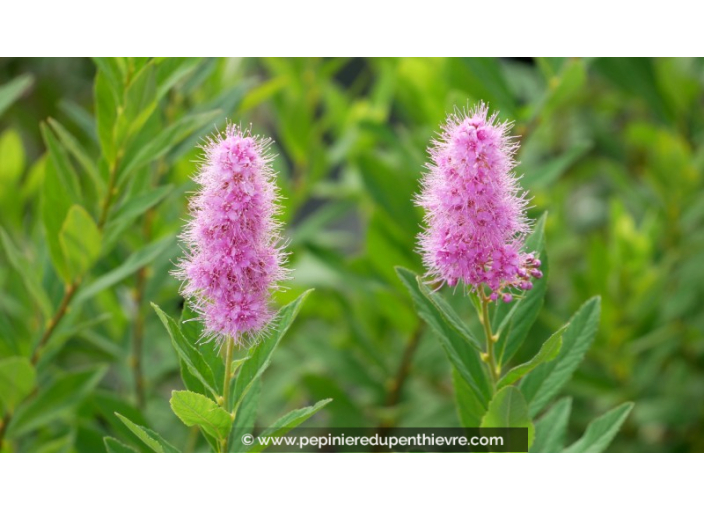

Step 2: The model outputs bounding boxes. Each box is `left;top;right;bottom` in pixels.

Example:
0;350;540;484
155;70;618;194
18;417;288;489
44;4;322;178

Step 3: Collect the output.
416;103;542;301
175;125;288;343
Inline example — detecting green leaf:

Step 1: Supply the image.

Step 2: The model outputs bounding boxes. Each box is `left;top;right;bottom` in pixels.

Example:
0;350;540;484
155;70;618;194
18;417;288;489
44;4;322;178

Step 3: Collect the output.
40;122;82;203
594;58;672;122
76;236;174;304
178;359;206;398
115;413;180;453
94;70;119;165
58;99;97;142
0;357;36;414
494;213;548;366
358;154;419;235
180;303;225;391
169;80;253;162
480;386;534;449
152;303;220;399
498;328;563;389
461;58;517;118
564;402;634;453
229;379;260;453
396;267;492;408
108;185;173;230
8;366;107;437
116;63;157;145
47;118;102;194
0;128;24;226
520;297;601;417
118;110;221;187
155;57;201;100
452;367;486;428
416;279;483;352
523;140;593;189
170;390;232;442
92;58;125;96
540;59;587;119
531;397;572;453
41;159;72;283
0;74;33;117
59;205;102;280
103;186;174;249
0;129;24;188
232;290;313;413
0;228;53;318
248;399;332;453
104;436;137;453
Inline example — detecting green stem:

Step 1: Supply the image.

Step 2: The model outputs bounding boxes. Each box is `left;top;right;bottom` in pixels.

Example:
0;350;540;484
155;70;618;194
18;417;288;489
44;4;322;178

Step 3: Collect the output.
220;336;235;453
98;159;118;228
479;287;499;386
1;279;81;450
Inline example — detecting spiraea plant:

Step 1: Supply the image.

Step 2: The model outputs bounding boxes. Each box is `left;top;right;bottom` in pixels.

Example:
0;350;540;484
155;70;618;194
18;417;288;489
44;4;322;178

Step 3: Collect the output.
0;58;235;453
398;104;633;452
107;125;330;453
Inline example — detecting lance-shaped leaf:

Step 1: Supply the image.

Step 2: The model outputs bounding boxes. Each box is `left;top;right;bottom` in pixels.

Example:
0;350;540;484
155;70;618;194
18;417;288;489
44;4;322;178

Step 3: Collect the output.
155;57;201;100
531;397;572;453
47;118;102;194
152;303;219;399
0;357;36;414
94;70;119;165
118;110;221;187
523;140;593;189
231;290;313;413
8;366;107;438
42;159;72;283
0;74;34;117
480;386;535;449
564;402;634;453
452;367;486;428
103;184;174;247
417;278;483;352
520;297;601;417
180;303;225;390
41;122;81;203
59;205;102;280
115;413;180;453
92;58;125;96
76;236;174;304
493;212;548;366
248;398;332;453
396;267;492;409
104;436;137;453
115;63;157;146
497;327;563;389
229;379;261;453
0;228;52;318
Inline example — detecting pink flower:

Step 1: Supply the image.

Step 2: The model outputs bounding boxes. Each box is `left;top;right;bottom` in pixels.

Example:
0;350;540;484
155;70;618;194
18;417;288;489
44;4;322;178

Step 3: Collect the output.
416;103;541;300
175;125;289;343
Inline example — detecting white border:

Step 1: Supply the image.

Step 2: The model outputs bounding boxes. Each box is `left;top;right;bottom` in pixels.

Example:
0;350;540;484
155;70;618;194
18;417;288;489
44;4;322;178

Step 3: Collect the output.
0;453;699;506
0;2;699;56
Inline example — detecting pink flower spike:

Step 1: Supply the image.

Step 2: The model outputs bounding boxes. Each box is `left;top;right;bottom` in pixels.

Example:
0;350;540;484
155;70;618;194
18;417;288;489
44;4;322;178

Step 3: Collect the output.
174;124;290;345
416;103;542;296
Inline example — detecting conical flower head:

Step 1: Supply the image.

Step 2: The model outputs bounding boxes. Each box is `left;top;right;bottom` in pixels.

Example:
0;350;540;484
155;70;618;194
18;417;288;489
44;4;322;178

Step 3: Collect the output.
175;125;289;343
416;103;542;301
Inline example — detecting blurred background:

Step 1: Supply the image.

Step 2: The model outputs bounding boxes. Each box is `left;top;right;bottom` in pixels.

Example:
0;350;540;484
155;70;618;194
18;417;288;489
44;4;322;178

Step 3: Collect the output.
0;57;703;452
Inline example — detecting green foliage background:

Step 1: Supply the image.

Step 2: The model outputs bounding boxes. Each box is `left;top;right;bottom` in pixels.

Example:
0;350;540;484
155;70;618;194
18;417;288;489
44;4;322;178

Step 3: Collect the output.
0;57;702;452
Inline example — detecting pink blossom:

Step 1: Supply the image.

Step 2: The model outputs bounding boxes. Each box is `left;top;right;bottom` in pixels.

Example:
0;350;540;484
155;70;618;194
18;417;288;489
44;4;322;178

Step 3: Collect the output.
175;125;289;343
416;103;541;300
